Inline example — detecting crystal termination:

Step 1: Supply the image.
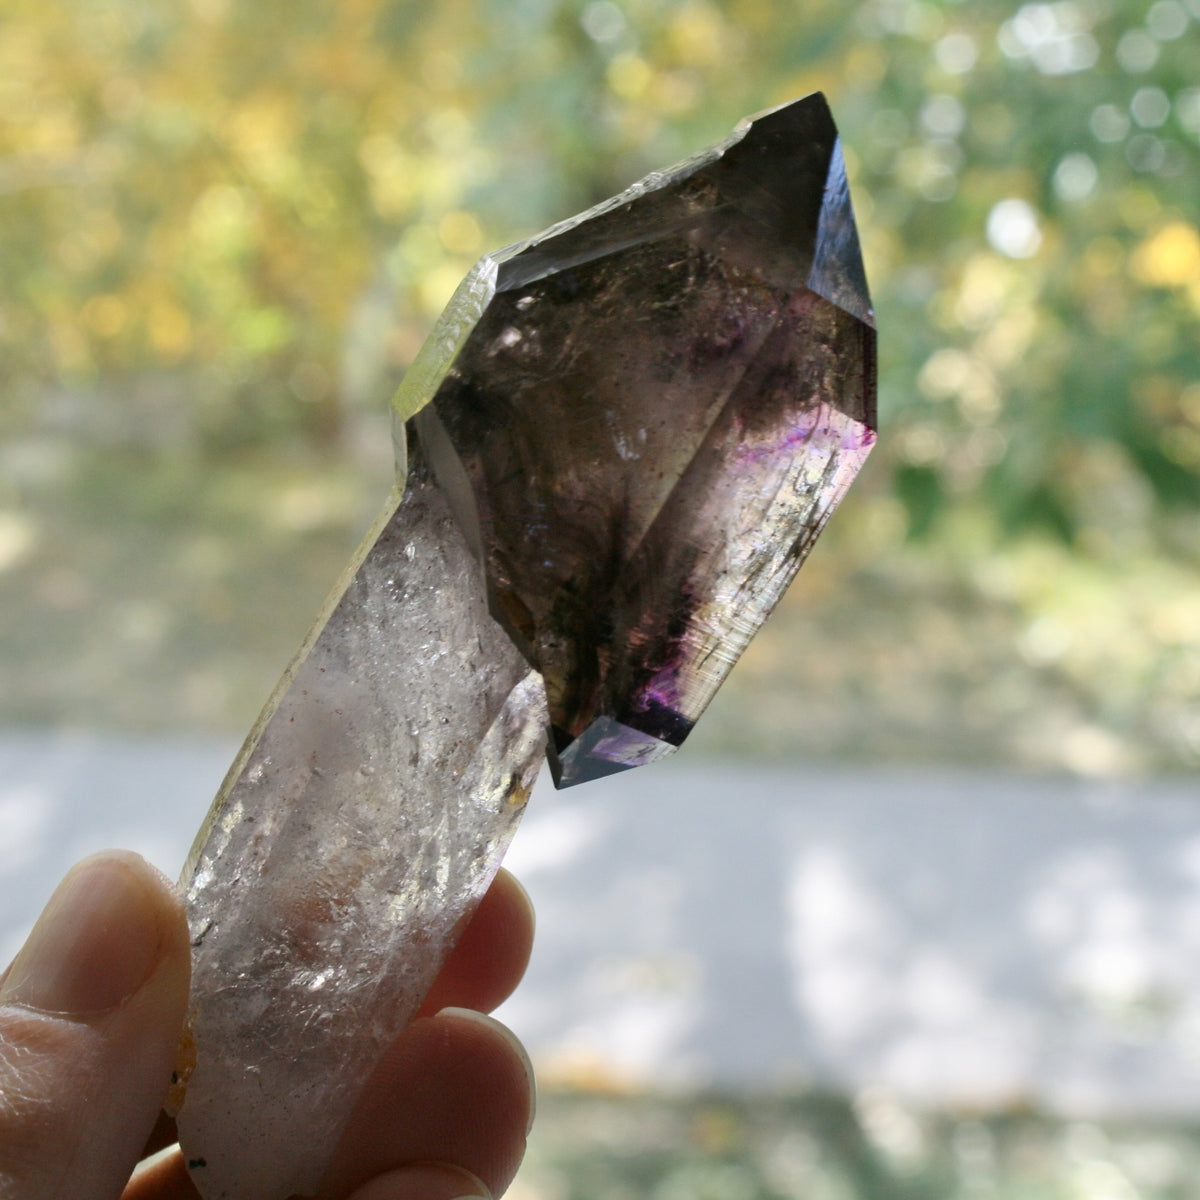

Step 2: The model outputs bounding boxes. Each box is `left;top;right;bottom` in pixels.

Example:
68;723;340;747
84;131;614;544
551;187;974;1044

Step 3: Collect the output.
419;92;876;784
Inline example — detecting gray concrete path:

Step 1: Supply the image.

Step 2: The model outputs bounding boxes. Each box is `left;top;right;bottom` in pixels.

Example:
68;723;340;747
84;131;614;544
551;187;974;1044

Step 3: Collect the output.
2;731;1198;1116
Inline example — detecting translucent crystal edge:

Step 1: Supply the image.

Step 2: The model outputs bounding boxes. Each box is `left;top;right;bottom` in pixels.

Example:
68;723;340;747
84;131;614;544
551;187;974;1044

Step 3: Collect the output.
487;134;742;286
389;256;500;436
487;94;833;293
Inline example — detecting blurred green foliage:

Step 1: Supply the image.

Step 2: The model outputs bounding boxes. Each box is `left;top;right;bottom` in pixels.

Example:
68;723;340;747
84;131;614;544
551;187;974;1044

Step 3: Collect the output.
2;0;1198;517
2;0;1199;766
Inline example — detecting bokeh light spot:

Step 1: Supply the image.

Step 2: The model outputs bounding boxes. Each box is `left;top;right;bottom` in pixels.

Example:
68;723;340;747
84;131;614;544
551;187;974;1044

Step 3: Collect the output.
581;1;627;44
437;211;483;256
987;198;1043;258
1054;153;1098;201
1116;28;1161;72
1131;221;1200;288
920;94;966;138
607;53;652;99
1131;86;1171;128
1175;87;1200;134
934;31;979;74
998;3;1099;74
1146;0;1190;39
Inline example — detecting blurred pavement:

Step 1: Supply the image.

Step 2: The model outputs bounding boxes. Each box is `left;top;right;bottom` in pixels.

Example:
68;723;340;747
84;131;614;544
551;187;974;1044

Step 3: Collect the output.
1;730;1198;1115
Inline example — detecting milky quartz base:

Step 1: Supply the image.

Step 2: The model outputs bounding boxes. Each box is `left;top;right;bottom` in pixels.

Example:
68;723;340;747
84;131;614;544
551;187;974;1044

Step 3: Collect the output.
175;460;548;1200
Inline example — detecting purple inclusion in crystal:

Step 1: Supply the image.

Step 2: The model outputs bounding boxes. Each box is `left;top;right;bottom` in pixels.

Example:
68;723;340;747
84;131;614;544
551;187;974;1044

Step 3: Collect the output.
417;92;877;786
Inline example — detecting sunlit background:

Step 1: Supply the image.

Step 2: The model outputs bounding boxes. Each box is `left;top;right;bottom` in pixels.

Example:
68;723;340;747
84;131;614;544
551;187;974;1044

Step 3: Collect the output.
2;0;1200;1194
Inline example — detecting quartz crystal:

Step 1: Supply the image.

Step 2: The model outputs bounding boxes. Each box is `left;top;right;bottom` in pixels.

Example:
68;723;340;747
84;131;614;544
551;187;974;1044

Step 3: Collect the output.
177;458;547;1199
418;91;875;783
176;91;876;1200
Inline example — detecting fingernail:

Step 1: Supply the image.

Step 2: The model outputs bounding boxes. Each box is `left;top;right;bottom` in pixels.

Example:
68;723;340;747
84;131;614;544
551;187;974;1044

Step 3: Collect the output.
347;1162;491;1200
0;852;166;1017
496;867;536;939
437;1007;537;1134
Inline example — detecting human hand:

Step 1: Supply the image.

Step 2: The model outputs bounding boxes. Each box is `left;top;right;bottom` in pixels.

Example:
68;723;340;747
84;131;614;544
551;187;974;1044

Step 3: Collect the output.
0;850;536;1200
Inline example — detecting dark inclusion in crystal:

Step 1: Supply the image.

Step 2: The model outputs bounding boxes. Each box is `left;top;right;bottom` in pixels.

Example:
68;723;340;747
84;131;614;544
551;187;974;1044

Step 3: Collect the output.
417;92;877;786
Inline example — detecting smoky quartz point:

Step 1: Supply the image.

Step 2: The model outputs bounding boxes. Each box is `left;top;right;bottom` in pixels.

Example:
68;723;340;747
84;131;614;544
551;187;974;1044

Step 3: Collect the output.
176;92;876;1199
419;91;875;784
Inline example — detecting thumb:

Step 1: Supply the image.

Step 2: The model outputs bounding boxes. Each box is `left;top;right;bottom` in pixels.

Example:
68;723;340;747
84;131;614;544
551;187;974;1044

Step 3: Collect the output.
0;851;190;1200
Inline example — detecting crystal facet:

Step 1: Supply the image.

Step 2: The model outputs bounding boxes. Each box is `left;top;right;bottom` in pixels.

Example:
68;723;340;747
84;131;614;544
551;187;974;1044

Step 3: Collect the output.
176;92;876;1199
